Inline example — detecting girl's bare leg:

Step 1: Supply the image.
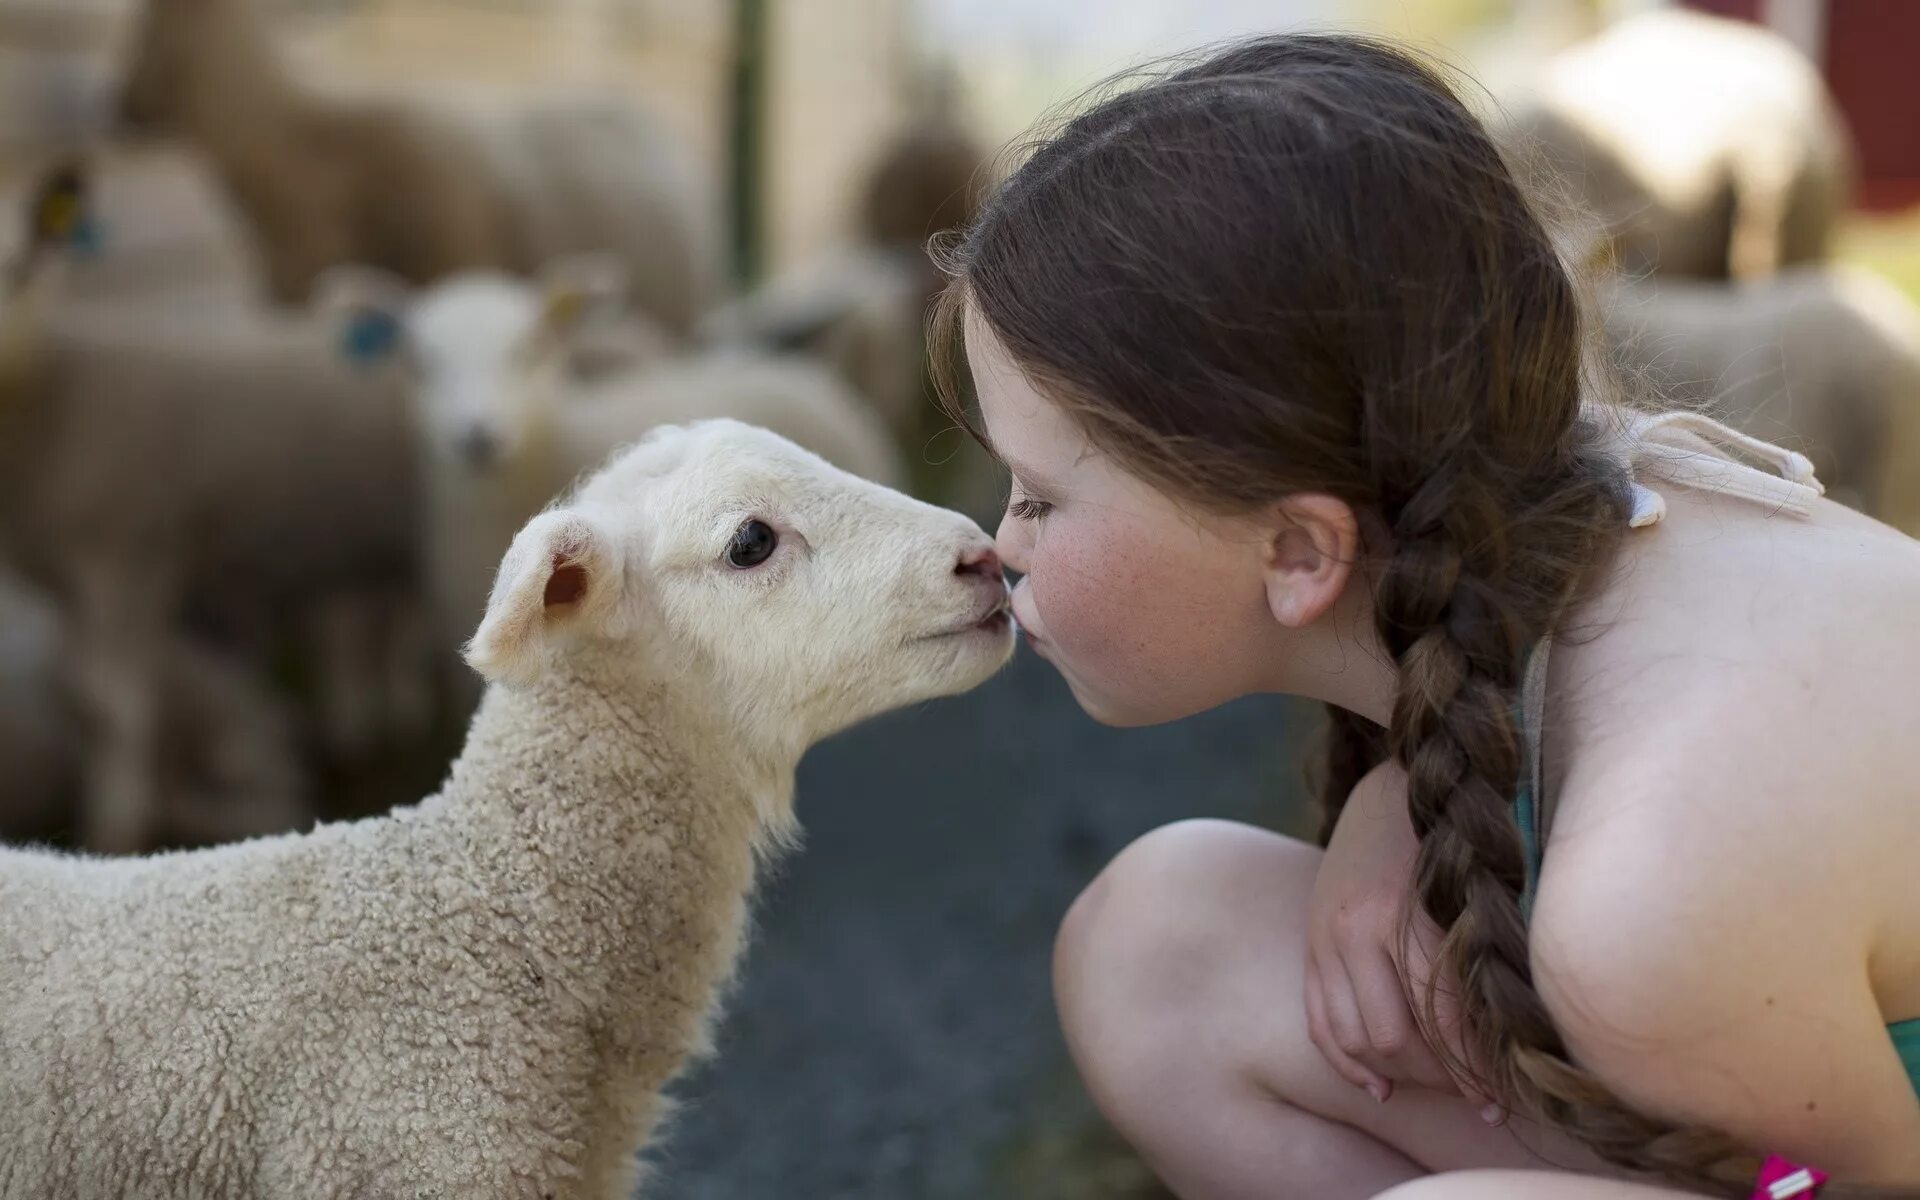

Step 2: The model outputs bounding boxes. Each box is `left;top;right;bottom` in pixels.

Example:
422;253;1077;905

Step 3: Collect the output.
1054;819;1598;1200
1377;1171;1702;1200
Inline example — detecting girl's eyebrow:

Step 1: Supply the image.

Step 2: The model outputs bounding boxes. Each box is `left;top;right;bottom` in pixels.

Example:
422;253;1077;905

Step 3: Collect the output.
1000;454;1061;488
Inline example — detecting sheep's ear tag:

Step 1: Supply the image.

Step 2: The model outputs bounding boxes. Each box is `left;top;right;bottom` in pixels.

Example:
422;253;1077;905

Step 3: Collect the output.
33;182;101;257
341;309;402;364
68;215;105;258
541;286;587;330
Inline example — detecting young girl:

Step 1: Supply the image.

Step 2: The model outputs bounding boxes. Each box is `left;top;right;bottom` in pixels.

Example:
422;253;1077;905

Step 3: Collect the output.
935;34;1920;1200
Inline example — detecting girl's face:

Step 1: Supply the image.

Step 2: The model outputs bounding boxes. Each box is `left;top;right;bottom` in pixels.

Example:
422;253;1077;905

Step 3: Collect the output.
967;309;1292;727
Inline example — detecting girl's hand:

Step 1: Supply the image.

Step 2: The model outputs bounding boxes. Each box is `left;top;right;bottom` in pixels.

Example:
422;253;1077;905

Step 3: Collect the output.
1305;761;1494;1111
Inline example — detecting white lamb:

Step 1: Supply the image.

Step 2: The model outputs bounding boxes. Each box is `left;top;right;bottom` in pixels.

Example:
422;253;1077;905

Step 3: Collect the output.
324;263;905;707
0;419;1015;1199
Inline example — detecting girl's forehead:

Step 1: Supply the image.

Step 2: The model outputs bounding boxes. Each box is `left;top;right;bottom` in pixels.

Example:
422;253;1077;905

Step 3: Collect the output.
965;315;1079;456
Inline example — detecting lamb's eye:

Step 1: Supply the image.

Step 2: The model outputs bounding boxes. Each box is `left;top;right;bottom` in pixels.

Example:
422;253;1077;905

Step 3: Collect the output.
726;520;778;569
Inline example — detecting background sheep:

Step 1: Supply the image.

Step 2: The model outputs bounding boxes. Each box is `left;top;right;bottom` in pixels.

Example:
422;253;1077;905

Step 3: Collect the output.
0;142;265;311
1600;264;1920;520
1500;7;1853;281
0;216;422;850
700;103;989;492
115;0;720;333
0;559;309;850
325;261;903;709
0;419;1014;1200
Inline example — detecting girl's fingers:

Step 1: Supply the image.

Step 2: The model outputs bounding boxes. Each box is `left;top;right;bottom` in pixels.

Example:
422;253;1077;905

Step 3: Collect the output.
1306;952;1391;1100
1350;944;1455;1092
1397;915;1495;1108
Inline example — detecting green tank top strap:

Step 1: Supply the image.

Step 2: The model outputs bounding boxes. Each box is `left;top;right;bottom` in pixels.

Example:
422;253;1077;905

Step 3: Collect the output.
1513;635;1553;915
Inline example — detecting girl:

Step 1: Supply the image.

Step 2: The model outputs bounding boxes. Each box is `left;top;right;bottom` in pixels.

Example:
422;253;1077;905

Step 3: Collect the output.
934;34;1920;1200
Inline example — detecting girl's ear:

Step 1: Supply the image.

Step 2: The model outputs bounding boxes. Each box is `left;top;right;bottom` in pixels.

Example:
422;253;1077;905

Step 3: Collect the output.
1261;493;1359;629
466;508;627;688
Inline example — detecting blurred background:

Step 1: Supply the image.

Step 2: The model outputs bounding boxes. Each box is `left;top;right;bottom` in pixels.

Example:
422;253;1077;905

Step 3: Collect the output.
1;0;1917;1195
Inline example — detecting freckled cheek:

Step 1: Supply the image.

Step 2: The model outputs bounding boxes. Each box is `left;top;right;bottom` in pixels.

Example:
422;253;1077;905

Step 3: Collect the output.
1025;525;1161;668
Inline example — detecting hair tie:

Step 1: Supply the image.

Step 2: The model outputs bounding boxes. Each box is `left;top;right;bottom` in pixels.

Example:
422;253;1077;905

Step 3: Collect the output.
1752;1154;1827;1199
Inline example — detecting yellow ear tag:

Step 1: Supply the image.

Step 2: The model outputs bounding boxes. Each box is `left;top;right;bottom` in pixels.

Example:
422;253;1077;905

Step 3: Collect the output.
542;288;586;329
38;192;80;241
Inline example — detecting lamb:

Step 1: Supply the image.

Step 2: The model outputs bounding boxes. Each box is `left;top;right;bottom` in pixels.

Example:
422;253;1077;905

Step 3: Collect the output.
0;192;421;852
1600;265;1920;521
324;262;904;709
115;0;719;333
0;419;1016;1200
1500;7;1852;281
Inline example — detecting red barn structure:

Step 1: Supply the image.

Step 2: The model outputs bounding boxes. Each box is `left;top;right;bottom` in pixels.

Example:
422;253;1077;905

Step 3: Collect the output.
1683;0;1920;210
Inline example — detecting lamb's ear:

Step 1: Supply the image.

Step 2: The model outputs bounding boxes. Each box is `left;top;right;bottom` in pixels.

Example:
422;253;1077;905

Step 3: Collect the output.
536;253;628;337
314;265;411;366
465;508;626;688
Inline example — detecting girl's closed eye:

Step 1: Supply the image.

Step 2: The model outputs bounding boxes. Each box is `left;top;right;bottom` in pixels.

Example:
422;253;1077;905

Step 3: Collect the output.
1008;495;1053;521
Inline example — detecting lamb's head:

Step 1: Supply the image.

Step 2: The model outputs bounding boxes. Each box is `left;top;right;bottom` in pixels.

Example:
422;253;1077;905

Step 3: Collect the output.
467;419;1014;751
320;260;655;473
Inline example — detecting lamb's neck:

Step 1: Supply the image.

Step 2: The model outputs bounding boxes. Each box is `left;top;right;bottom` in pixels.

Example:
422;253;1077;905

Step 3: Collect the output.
433;657;801;951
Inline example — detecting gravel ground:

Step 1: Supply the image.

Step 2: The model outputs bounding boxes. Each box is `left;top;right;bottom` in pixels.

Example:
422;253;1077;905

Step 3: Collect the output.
648;645;1320;1200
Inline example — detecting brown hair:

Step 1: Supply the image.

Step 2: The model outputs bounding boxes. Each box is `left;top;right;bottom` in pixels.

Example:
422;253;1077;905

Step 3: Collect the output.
933;34;1900;1197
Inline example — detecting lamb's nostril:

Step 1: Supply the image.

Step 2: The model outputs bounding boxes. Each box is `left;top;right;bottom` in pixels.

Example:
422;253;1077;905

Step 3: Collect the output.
956;545;1003;584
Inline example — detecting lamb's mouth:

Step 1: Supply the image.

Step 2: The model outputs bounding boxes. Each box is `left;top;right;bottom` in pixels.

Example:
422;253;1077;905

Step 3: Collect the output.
923;597;1013;640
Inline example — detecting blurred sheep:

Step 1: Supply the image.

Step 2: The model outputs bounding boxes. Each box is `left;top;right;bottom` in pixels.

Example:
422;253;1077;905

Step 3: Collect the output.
1601;265;1920;521
324;261;903;712
700;102;988;460
0;171;421;852
0;142;265;310
1501;8;1852;281
115;0;720;334
0;561;309;850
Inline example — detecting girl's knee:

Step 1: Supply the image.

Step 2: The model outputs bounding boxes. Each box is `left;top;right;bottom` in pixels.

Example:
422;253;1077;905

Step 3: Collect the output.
1053;819;1319;1088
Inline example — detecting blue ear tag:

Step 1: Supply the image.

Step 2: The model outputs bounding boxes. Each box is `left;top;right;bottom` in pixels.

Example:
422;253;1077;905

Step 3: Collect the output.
69;215;104;258
341;309;402;364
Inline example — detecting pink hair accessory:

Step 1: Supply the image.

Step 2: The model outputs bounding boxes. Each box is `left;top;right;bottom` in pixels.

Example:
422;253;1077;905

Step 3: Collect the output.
1752;1154;1828;1199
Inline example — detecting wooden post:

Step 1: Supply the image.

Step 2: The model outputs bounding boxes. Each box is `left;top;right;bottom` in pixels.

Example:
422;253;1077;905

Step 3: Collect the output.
727;0;767;287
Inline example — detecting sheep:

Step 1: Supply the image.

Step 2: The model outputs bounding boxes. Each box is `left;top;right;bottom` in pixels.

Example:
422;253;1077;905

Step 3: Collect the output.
323;262;904;711
0;418;1016;1200
700;105;988;450
0;142;266;311
0;564;74;840
0;191;422;852
1599;265;1920;522
0;560;310;850
1499;7;1853;281
115;0;719;332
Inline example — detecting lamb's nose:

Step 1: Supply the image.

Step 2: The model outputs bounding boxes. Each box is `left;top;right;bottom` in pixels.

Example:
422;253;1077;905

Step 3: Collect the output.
956;544;1003;584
